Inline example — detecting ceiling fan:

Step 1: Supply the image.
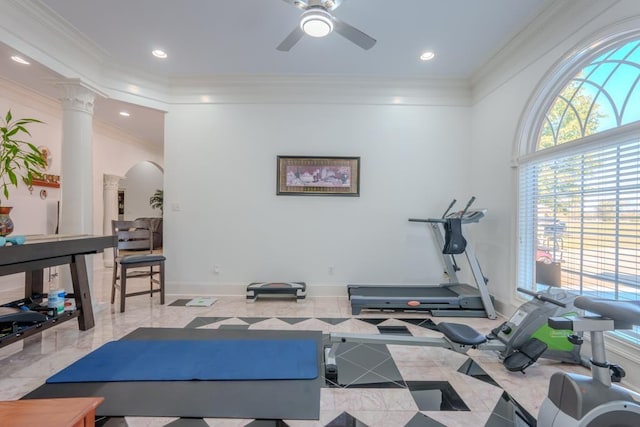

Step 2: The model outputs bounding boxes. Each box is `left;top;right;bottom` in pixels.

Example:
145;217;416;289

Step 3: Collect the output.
276;0;376;51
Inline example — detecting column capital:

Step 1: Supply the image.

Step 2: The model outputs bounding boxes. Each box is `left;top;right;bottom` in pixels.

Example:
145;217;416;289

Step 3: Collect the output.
103;174;124;191
56;79;104;115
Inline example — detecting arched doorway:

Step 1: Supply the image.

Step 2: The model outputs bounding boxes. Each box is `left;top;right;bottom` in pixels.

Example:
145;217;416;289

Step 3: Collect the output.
103;161;163;267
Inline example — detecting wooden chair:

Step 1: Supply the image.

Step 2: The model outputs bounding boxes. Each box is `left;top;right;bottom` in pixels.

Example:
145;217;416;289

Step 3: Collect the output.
111;219;165;312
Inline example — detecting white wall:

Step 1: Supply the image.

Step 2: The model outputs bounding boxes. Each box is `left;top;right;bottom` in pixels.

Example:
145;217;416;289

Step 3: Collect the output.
164;102;473;295
470;0;640;387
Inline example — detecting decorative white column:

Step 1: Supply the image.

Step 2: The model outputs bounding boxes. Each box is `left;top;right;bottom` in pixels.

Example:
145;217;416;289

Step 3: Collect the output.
57;80;99;292
103;174;123;267
59;81;96;235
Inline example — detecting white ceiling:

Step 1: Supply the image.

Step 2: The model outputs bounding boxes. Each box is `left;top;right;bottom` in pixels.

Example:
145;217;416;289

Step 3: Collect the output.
1;0;556;146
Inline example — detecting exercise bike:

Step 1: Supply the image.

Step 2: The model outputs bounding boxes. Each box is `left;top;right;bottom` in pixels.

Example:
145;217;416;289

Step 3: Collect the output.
325;285;584;382
538;296;640;426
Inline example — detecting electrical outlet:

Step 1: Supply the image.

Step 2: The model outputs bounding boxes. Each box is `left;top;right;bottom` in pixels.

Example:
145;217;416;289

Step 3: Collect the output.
328;266;334;275
213;265;220;274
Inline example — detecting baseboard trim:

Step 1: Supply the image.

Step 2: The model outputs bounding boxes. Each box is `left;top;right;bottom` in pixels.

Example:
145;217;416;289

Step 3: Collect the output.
167;282;349;298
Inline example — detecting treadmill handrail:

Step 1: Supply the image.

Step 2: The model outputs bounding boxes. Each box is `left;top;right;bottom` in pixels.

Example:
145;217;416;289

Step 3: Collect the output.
409;209;487;225
409;218;445;224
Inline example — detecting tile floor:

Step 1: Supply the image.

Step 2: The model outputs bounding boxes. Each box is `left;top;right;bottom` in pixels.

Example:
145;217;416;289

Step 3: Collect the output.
0;270;598;426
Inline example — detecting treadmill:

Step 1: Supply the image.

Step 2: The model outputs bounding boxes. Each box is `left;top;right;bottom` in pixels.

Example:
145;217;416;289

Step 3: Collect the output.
348;198;497;319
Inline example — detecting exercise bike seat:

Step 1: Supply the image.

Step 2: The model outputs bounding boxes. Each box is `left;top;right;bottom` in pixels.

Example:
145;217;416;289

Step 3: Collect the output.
438;322;487;346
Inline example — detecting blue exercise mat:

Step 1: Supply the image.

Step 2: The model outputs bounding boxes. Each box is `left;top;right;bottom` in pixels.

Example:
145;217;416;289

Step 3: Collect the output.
46;339;318;383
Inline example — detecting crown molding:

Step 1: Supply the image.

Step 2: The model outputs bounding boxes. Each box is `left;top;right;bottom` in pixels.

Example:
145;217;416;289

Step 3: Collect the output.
470;0;618;104
0;75;159;151
3;2;472;107
0;0;107;98
0;76;60;115
93;119;162;154
16;0;109;62
166;74;472;106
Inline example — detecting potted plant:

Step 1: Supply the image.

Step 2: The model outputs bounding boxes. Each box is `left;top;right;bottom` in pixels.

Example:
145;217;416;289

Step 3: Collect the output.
0;110;47;236
149;189;163;215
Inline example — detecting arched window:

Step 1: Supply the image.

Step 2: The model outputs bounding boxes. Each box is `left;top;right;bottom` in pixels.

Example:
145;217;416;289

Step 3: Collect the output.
518;36;640;344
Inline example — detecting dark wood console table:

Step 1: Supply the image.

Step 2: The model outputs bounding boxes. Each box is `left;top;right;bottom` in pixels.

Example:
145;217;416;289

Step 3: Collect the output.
0;235;116;347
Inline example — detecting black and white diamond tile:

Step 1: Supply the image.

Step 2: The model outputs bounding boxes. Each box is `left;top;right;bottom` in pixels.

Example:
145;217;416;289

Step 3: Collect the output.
326;411;368;426
406;381;470;411
377;325;412;335
355;318;388;326
317;318;350;325
163;417;210;426
458;358;501;388
279;317;309;325
183;317;231;328
177;316;535;427
400;318;441;331
485;392;536;427
405;412;448;427
237;317;271;324
96;416;127;426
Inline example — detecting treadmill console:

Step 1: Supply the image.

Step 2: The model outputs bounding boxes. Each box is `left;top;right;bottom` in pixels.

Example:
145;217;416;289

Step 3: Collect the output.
446;209;487;224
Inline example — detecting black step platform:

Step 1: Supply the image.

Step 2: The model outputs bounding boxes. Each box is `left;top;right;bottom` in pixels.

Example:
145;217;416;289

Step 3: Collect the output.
246;282;306;302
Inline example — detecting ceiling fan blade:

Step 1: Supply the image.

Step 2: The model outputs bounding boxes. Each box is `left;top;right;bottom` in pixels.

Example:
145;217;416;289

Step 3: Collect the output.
333;17;376;50
277;26;305;51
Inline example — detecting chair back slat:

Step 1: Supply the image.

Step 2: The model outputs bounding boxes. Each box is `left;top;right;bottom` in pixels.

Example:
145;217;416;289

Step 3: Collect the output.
112;219;154;254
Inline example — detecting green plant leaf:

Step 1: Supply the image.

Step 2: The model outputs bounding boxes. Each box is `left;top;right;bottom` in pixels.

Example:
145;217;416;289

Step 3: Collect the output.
7;169;17;186
0;110;45;203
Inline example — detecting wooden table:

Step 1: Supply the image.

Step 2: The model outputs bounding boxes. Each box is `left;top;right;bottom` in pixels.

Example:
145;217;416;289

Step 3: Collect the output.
0;235;116;347
0;397;104;427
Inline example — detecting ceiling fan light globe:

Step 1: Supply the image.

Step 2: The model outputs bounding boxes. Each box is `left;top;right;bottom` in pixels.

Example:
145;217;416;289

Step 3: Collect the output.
300;9;334;37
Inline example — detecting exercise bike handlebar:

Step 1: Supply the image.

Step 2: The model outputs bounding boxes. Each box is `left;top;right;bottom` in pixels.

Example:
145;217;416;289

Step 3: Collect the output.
517;287;567;308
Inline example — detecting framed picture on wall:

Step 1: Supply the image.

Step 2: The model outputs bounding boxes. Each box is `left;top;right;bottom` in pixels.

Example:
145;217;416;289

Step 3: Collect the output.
276;156;360;196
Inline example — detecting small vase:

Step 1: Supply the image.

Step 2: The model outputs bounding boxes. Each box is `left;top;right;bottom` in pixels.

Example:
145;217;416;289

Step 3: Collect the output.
0;206;14;237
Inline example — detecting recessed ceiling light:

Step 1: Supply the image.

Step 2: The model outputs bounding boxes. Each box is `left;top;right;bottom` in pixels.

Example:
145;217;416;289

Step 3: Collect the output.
11;55;30;65
119;111;130;117
152;49;167;59
420;51;435;61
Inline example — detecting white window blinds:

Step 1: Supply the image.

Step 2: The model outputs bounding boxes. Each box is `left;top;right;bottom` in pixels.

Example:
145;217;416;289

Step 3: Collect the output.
519;139;640;342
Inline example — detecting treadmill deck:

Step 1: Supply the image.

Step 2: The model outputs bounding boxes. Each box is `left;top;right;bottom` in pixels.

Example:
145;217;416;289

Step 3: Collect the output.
347;283;492;317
